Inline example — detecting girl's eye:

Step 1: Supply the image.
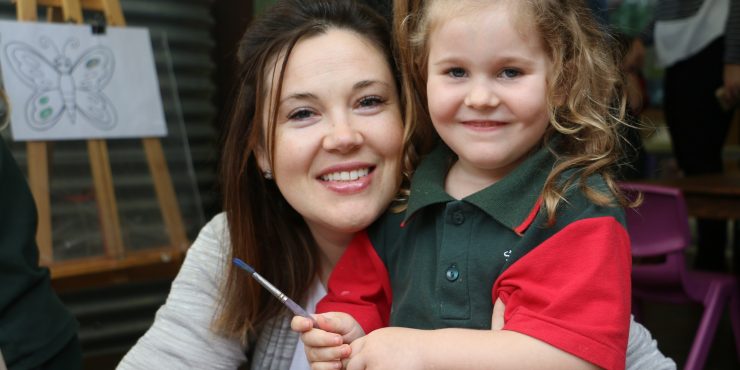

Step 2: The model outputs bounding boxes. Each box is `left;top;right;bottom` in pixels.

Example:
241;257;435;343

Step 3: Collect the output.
357;95;385;109
500;68;521;79
447;67;467;78
288;108;315;120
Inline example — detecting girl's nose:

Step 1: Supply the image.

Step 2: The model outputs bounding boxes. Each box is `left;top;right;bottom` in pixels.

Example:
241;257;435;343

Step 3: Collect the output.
323;118;363;153
464;80;499;109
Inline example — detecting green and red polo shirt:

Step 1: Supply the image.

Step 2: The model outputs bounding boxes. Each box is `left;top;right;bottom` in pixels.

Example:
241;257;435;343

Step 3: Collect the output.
318;143;631;370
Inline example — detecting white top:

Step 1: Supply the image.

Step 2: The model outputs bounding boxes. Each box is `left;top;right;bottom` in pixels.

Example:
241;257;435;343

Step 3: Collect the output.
655;0;729;67
289;281;327;370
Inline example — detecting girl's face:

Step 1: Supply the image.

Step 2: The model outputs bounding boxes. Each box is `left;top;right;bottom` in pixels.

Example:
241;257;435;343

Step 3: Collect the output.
425;2;551;188
259;28;403;249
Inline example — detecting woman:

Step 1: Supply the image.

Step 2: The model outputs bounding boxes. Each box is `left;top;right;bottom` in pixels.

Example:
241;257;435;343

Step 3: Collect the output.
117;0;405;369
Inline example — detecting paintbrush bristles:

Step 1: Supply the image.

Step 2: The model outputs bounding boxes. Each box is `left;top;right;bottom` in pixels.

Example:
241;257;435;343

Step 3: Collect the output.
232;258;256;274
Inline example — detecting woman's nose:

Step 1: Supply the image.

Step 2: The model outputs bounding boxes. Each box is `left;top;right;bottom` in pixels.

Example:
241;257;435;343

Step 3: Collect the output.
464;80;499;109
322;118;363;152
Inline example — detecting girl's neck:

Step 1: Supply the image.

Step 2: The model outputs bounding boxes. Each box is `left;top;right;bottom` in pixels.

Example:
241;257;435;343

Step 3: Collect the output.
445;159;514;199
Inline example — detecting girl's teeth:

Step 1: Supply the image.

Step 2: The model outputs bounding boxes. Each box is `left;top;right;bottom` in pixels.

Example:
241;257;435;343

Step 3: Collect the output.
321;168;369;181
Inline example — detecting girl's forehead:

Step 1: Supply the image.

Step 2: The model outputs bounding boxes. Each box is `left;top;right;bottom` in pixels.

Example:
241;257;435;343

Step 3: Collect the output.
426;0;533;41
427;0;517;20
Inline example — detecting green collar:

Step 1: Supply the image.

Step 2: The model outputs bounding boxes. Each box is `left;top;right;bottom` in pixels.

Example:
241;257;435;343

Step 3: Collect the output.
404;143;555;232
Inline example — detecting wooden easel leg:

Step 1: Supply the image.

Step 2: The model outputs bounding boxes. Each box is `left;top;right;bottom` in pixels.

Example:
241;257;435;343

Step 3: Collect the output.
143;138;188;250
87;139;124;258
27;141;53;263
15;0;38;21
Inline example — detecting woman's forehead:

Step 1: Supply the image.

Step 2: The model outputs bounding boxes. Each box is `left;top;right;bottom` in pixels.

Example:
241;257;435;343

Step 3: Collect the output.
267;28;392;94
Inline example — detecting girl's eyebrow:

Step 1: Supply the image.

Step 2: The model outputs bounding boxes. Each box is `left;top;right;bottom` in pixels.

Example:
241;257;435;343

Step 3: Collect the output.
430;55;467;66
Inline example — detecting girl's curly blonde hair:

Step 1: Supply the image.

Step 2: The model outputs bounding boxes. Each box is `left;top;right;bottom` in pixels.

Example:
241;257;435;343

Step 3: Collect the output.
394;0;636;223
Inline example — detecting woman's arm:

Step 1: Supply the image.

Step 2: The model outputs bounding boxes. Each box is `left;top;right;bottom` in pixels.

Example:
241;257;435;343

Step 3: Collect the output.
117;214;247;370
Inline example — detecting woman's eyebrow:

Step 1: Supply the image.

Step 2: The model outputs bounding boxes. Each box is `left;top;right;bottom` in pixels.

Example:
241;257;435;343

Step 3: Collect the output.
279;80;390;106
353;79;390;91
279;92;318;106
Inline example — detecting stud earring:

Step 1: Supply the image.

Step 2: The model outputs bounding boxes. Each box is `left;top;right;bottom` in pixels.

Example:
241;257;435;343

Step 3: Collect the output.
263;170;273;180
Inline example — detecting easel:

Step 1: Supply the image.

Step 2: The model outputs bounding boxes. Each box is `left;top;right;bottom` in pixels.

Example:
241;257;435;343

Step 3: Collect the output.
12;0;189;290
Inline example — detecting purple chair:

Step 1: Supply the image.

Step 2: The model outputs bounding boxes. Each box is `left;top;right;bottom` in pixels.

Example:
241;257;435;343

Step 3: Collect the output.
620;182;740;370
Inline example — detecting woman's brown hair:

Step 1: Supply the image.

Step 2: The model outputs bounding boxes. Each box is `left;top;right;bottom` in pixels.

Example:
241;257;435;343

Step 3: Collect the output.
215;0;399;340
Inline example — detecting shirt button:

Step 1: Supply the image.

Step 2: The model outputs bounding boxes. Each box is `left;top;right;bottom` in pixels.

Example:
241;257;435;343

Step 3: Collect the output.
445;265;460;282
452;211;465;225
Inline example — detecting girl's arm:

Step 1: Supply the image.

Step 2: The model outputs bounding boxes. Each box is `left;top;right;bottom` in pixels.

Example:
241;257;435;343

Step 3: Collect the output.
345;326;597;370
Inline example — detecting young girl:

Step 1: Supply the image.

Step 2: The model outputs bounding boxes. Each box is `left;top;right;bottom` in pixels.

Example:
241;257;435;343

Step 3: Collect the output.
295;0;644;369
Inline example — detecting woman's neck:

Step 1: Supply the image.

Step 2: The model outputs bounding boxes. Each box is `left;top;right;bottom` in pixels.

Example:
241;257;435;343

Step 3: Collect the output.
309;226;354;286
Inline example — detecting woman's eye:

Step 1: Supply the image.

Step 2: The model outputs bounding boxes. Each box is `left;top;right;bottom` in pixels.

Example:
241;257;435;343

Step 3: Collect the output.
501;68;521;79
288;108;315;120
447;67;467;78
357;96;385;108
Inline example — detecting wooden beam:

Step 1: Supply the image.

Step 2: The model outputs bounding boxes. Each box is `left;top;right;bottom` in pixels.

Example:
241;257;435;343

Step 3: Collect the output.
36;0;104;11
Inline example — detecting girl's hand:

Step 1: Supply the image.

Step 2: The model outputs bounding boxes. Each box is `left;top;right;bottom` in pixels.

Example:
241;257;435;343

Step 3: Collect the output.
291;312;365;369
491;297;506;331
344;327;425;370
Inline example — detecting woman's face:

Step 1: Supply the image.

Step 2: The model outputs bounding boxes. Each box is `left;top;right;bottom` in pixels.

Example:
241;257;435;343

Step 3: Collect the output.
259;28;403;248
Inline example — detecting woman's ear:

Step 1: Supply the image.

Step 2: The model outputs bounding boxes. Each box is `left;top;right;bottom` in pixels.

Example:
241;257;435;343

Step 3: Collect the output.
255;146;273;179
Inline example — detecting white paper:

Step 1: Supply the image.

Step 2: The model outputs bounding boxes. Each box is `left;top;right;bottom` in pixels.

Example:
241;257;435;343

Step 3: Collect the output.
0;20;167;141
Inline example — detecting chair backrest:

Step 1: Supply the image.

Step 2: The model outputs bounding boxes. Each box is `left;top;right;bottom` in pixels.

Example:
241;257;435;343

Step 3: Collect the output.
619;182;692;257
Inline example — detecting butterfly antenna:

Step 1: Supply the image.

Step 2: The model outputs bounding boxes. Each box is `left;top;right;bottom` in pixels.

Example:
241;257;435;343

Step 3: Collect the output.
39;36;59;56
62;38;80;57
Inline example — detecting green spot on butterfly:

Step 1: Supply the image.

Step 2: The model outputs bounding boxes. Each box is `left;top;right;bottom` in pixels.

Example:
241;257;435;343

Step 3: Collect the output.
86;58;100;69
40;107;53;119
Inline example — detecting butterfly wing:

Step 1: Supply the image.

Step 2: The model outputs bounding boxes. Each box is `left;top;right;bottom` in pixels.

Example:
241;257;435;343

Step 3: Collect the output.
71;46;116;130
26;89;66;131
5;42;66;130
71;46;114;91
4;42;60;90
75;90;116;130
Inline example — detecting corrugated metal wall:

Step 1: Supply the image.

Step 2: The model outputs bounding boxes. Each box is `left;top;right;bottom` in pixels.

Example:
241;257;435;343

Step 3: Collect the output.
0;0;217;365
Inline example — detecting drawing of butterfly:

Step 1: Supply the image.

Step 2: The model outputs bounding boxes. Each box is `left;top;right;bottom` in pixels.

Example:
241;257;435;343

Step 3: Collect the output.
4;37;117;131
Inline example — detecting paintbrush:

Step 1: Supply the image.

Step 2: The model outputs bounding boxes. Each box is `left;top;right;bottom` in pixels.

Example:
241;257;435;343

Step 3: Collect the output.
232;258;318;326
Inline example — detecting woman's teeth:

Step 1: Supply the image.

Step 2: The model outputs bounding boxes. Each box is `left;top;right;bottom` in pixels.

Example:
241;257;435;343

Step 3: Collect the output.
321;168;370;181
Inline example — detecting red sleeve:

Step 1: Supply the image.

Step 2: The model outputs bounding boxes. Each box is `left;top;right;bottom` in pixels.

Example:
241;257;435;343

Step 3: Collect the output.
493;217;631;370
316;230;392;333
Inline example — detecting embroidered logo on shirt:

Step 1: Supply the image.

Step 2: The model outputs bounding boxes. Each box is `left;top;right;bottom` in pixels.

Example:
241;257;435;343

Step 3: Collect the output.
503;249;512;261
